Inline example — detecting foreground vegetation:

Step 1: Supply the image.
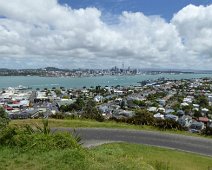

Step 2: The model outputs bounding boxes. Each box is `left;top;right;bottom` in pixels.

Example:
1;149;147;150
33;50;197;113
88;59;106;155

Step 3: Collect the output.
0;143;212;170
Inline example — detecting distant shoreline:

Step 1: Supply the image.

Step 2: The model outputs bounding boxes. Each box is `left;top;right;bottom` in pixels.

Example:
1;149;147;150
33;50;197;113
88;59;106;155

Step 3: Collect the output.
1;73;212;90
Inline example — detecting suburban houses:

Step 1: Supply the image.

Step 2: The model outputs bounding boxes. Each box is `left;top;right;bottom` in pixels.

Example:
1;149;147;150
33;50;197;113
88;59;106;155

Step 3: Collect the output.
1;77;212;134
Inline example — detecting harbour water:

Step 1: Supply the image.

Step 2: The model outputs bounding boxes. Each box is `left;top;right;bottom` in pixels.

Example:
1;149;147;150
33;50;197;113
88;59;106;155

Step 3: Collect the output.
1;73;212;89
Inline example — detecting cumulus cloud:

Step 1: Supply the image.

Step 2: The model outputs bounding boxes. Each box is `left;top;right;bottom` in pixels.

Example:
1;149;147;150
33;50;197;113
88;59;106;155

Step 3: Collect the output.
0;0;211;69
172;5;212;61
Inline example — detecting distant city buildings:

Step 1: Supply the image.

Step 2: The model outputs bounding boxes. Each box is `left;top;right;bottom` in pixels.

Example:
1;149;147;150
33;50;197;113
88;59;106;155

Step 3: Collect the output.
0;67;196;77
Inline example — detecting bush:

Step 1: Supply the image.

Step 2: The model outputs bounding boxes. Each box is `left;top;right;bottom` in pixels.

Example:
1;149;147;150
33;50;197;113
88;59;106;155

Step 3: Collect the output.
202;126;212;136
0;119;82;151
0;107;10;130
50;112;65;119
155;119;184;131
129;109;155;126
81;100;104;122
0;127;81;151
0;127;17;146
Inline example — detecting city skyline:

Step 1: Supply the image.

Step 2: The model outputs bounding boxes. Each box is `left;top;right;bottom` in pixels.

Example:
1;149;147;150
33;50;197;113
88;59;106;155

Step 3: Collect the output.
0;0;212;69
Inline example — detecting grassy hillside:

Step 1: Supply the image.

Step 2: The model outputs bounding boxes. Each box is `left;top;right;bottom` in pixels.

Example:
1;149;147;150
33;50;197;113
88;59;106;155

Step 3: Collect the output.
0;143;211;170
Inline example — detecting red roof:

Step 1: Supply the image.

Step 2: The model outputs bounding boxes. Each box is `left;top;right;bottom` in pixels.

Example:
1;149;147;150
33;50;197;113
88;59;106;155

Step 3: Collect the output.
198;117;209;123
5;106;13;111
13;101;20;104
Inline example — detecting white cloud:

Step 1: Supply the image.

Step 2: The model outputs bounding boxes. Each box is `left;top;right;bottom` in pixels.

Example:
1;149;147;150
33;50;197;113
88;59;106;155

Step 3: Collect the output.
172;4;212;64
0;0;211;69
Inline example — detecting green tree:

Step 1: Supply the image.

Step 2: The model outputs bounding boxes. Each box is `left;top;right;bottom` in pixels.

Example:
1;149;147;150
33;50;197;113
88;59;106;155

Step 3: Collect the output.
120;100;126;109
130;109;155;126
0;107;10;129
55;89;62;96
193;110;202;118
82;100;103;121
68;98;85;112
195;95;209;108
133;100;146;107
155;119;184;130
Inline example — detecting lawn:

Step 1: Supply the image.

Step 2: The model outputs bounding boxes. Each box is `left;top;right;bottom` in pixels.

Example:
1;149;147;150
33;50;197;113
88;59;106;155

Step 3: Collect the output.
0;143;211;170
11;118;212;138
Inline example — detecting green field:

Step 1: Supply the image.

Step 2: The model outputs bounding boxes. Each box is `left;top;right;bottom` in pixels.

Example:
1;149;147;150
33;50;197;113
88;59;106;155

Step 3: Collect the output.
0;143;211;170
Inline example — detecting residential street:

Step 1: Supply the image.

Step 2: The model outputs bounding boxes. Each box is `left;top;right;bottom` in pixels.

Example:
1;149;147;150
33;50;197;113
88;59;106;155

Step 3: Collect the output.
54;128;212;156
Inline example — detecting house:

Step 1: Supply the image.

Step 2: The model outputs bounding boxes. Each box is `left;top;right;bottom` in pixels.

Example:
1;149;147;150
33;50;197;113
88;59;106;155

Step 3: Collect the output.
113;90;124;95
202;108;209;116
98;105;109;113
189;121;205;133
165;109;175;114
157;107;165;113
178;115;192;127
198;117;209;124
154;113;164;119
147;107;157;112
177;110;185;117
94;95;103;103
112;110;134;119
157;99;166;106
181;102;189;107
193;104;199;108
208;95;212;102
207;120;212;128
115;98;122;104
56;99;75;108
183;97;193;104
164;114;178;121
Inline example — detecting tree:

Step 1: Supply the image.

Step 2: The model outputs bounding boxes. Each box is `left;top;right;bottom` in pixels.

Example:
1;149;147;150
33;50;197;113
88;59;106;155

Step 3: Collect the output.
202;126;212;136
195;95;209;108
120;100;126;109
95;85;101;93
193;110;202;118
60;105;69;112
155;119;184;130
0;107;10;129
55;89;62;96
129;109;155;126
133;100;146;107
82;100;104;121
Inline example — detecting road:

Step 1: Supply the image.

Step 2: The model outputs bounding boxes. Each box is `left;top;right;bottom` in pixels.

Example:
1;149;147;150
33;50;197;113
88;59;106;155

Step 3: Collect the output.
55;128;212;156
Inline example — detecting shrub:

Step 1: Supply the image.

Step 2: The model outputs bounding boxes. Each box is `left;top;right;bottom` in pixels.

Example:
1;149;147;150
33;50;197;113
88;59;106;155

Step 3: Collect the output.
129;109;155;126
50;112;65;119
0;127;17;146
81;100;104;122
0;128;81;151
0;107;10;130
0;119;82;151
202;126;212;136
155;119;184;131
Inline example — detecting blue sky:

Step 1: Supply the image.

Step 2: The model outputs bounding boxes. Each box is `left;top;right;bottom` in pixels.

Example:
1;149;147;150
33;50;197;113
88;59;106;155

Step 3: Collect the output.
59;0;211;21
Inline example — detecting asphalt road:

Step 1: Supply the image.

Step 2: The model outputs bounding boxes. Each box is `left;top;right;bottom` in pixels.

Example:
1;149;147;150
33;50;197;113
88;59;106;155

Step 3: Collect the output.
55;128;212;156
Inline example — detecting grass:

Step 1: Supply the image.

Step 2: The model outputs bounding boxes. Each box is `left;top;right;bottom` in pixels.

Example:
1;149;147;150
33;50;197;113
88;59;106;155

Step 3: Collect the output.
0;143;211;170
0;147;89;170
90;143;212;170
11;119;212;138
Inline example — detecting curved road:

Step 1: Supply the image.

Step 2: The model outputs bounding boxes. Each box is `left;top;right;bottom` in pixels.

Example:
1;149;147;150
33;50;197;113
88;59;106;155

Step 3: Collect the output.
55;128;212;156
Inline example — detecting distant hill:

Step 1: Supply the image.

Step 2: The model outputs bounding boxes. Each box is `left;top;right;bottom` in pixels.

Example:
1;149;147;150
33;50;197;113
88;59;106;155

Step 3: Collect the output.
43;67;70;72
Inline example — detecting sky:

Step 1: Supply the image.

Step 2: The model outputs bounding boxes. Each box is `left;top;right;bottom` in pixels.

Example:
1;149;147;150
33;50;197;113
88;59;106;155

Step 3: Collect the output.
0;0;212;69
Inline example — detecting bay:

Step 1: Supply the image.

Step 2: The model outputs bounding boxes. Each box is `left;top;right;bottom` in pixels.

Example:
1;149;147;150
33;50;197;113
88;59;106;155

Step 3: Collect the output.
0;73;212;89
